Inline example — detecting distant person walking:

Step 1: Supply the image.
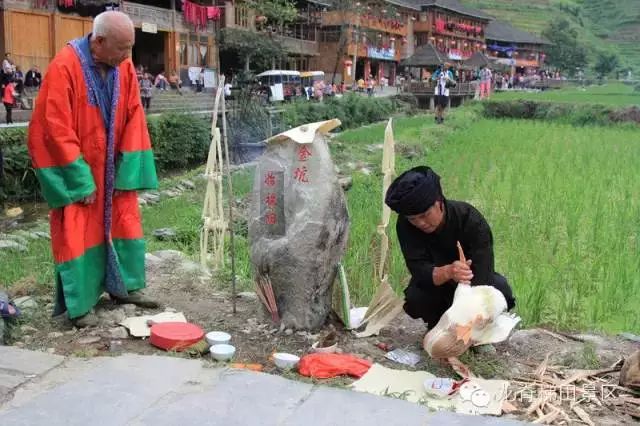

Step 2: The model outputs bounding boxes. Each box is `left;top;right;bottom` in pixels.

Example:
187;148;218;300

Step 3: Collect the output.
140;73;153;111
2;78;17;124
480;67;492;99
431;64;455;124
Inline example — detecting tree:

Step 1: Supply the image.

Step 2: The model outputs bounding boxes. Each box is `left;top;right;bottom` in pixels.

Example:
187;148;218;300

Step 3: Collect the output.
218;28;287;73
593;51;620;79
246;0;298;32
542;18;588;76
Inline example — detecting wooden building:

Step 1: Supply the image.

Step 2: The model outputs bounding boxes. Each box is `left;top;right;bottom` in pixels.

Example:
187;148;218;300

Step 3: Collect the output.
484;20;550;73
0;0;324;84
0;0;224;86
405;0;491;63
221;0;323;73
315;1;414;85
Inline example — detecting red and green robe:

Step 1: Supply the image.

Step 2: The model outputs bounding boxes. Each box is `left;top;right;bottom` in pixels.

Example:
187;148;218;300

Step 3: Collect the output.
27;36;158;319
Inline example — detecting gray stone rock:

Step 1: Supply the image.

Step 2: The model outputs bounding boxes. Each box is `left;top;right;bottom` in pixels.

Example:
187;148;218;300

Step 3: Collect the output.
140;192;160;204
161;190;180;198
77;336;101;345
152;249;185;262
109;327;129;339
177;259;211;278
15;230;38;240
20;325;38;334
619;332;640;343
152;228;177;240
284;328;293;336
13;296;38;310
137;197;148;206
238;291;258;300
0;233;28;246
0;240;27;252
47;332;64;339
33;231;51;240
97;308;126;326
121;304;137;317
338;176;353;191
14;296;38;310
248;122;349;330
181;179;196;190
573;333;609;347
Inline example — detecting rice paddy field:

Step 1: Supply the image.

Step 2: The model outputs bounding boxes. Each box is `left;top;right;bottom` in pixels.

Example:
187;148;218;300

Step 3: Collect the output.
335;112;640;334
492;83;640;106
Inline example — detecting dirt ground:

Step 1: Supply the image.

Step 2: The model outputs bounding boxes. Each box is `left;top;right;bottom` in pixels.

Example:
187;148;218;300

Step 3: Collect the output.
4;249;639;424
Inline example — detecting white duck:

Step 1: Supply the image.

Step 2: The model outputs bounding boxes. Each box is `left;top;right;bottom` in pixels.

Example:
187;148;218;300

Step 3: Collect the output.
424;242;520;361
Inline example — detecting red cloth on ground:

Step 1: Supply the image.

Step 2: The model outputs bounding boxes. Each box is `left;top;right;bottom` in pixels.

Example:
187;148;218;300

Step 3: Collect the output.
298;353;372;379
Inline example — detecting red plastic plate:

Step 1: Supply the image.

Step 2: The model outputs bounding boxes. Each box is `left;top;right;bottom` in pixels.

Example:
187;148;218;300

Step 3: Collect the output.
149;322;205;351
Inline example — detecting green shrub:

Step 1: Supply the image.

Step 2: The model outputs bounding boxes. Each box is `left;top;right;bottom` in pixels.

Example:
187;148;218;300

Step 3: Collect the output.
282;94;395;130
0;128;39;204
149;113;211;172
0;113;212;203
481;100;640;126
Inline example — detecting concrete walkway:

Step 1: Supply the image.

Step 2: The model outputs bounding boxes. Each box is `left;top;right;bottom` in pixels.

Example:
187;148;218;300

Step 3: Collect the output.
0;347;527;425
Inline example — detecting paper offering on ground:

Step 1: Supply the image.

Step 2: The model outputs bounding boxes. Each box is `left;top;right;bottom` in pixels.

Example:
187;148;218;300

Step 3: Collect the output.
351;364;509;415
384;348;421;367
120;312;187;337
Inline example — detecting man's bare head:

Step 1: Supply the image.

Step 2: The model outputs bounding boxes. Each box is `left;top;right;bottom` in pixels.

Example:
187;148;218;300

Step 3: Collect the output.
91;11;135;67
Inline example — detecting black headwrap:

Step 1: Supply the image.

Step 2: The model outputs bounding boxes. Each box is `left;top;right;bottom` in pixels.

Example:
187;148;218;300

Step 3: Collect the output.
385;166;443;216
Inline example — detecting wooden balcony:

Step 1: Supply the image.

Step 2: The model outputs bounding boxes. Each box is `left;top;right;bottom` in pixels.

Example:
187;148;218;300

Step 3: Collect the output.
272;33;319;56
322;11;408;37
122;1;221;33
1;0;55;11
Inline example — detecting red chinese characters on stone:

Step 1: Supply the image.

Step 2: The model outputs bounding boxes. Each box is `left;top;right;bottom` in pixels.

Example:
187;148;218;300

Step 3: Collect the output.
294;166;309;183
263;171;278;226
265;212;277;225
264;171;276;187
265;193;277;208
297;145;313;162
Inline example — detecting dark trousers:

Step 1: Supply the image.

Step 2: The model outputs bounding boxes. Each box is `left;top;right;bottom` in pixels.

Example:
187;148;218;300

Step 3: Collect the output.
403;272;516;330
141;97;151;111
4;103;13;124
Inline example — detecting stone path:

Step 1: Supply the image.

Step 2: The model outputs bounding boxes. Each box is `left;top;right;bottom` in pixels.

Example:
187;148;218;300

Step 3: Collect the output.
0;347;527;425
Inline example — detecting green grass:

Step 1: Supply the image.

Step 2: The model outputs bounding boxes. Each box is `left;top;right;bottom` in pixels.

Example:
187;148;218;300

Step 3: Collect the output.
492;83;640;106
334;112;640;334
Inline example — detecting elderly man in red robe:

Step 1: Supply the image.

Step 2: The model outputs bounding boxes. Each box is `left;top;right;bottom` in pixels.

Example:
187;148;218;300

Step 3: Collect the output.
28;11;159;327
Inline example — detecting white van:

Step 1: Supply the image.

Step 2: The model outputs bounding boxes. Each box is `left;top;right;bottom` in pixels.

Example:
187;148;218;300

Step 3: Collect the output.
256;70;301;102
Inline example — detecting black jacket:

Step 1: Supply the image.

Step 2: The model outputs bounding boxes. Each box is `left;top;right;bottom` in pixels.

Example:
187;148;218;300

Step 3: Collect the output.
396;199;495;289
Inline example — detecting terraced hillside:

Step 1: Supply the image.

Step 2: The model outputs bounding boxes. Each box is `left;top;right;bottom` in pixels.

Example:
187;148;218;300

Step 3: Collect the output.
581;0;640;74
461;0;640;73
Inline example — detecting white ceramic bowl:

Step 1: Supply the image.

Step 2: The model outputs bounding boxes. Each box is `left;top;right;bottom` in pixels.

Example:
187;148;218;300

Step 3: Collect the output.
210;344;236;361
311;341;338;354
206;331;231;346
273;352;300;370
